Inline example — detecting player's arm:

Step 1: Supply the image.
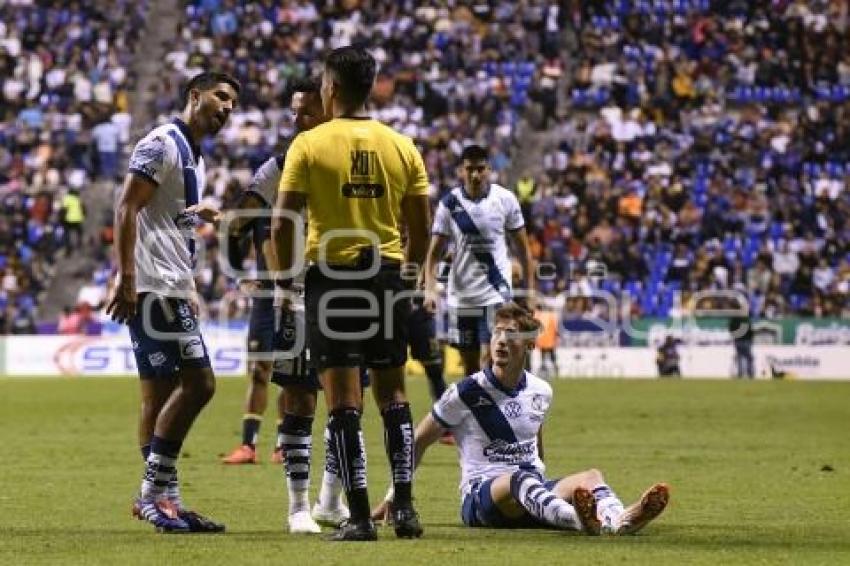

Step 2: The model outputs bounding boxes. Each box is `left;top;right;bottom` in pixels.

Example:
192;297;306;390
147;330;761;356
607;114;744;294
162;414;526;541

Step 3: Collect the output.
413;411;446;468
422;233;448;310
270;191;305;278
400;194;431;271
509;227;535;308
228;192;265;235
272;136;308;281
105;173;156;323
224;192;265;277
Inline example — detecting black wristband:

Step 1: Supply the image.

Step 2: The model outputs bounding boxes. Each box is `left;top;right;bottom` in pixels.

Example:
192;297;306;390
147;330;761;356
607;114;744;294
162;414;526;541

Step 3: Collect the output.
275;278;293;290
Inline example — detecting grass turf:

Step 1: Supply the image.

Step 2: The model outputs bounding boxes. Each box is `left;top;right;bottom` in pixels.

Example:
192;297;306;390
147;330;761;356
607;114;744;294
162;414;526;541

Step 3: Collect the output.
1;377;849;565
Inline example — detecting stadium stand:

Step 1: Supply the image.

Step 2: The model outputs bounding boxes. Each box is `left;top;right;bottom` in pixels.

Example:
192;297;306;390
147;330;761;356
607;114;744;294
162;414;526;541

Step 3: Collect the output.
533;0;850;319
5;0;850;332
0;0;147;334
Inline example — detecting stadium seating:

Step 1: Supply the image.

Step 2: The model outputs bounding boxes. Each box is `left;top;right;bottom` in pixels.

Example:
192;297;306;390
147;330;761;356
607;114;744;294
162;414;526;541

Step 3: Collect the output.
537;0;849;319
0;0;145;333
4;0;850;331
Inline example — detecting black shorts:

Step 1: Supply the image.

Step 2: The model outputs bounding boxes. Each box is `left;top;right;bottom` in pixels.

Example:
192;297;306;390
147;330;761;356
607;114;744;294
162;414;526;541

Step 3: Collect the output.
267;306;371;389
408;305;440;364
127;293;211;380
304;263;410;372
448;303;503;351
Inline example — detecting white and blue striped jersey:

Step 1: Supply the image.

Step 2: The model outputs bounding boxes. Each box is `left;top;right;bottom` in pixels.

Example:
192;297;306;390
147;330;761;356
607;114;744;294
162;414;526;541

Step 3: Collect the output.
431;368;552;500
431;184;524;308
127;118;205;295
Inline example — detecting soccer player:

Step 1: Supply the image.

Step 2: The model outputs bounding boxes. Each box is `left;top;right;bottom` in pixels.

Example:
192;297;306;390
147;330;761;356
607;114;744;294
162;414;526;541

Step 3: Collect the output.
273;46;431;541
422;145;535;380
375;303;670;535
106;71;240;533
221;77;329;467
219;77;354;534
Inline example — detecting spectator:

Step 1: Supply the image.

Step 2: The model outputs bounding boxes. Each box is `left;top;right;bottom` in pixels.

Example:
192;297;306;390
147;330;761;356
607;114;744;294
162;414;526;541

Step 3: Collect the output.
60;189;86;253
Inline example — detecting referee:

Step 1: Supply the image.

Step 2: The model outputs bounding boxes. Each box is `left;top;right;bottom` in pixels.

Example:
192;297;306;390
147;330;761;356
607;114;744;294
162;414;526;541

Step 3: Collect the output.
272;46;431;541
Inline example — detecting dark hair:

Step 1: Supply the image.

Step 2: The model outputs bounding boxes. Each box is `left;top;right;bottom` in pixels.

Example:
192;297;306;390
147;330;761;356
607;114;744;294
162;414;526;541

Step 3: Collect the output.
181;71;241;108
284;75;321;104
324;46;376;108
494;303;541;335
461;144;489;163
290;75;320;94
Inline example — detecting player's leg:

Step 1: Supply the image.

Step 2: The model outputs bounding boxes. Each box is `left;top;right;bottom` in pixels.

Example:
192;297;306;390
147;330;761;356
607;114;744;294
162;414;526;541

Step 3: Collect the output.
312;368;366;527
477;304;500;370
271;389;286;463
366;266;422;539
320;367;375;541
489;472;592;532
409;306;447;401
451;306;483;376
306;265;375;541
222;359;272;464
546;349;559;377
368;366;421;539
139;378;176;461
130;295;222;533
279;380;321;533
223;302;276;463
137;377;185;508
549;468;668;534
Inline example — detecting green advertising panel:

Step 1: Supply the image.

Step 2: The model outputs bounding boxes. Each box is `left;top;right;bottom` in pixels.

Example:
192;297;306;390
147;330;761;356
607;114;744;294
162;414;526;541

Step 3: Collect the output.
628;317;850;347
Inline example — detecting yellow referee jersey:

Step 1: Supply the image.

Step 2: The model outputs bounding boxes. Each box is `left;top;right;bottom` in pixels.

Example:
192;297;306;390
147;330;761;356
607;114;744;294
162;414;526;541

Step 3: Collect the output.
279;117;429;265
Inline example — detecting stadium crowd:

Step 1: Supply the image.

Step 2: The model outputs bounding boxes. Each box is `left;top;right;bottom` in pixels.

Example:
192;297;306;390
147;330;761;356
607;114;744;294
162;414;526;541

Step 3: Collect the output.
4;0;850;332
137;0;557;320
532;0;850;319
0;0;146;333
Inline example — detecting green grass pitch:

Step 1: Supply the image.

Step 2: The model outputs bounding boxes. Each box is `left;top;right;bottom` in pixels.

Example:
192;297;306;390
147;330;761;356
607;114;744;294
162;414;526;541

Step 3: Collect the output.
1;376;849;565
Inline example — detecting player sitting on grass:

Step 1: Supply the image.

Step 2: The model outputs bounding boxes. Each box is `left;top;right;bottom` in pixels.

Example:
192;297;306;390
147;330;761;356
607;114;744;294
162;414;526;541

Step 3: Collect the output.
374;303;670;534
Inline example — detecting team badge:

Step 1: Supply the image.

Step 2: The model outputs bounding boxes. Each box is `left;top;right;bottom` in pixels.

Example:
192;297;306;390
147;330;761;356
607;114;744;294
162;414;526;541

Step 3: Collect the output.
504;400;522;418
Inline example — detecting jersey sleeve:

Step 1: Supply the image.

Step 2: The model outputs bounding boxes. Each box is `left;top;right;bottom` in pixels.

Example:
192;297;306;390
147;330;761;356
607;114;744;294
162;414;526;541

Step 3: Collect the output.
127;133;176;186
279;134;309;193
431;198;452;236
431;382;467;429
406;140;430;197
505;192;525;231
246;157;281;207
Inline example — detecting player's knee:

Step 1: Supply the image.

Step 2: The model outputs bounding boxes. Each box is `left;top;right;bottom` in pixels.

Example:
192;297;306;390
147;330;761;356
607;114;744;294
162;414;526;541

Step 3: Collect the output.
284;387;317;416
250;362;272;386
584;468;605;486
184;370;216;404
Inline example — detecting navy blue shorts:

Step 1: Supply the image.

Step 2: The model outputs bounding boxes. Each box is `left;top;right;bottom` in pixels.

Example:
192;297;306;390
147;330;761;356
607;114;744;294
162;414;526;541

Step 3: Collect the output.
408;306;440;363
247;294;275;355
128;293;211;380
461;475;560;528
270;308;369;390
448;304;503;351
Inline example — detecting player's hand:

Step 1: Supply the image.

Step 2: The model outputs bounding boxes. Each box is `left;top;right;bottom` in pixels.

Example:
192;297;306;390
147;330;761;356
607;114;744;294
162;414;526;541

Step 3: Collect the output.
370;499;393;524
105;274;137;324
186;202;221;225
238;279;261;294
187;291;203;316
422;286;438;315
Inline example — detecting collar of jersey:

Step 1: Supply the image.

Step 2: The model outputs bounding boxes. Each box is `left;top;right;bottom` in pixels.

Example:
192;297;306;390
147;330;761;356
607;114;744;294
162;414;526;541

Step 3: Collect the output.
460;184;491;203
483;365;527;398
171;118;202;162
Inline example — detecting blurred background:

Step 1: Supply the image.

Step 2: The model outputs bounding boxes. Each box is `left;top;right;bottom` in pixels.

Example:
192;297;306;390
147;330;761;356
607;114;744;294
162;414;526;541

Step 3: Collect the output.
1;0;848;380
